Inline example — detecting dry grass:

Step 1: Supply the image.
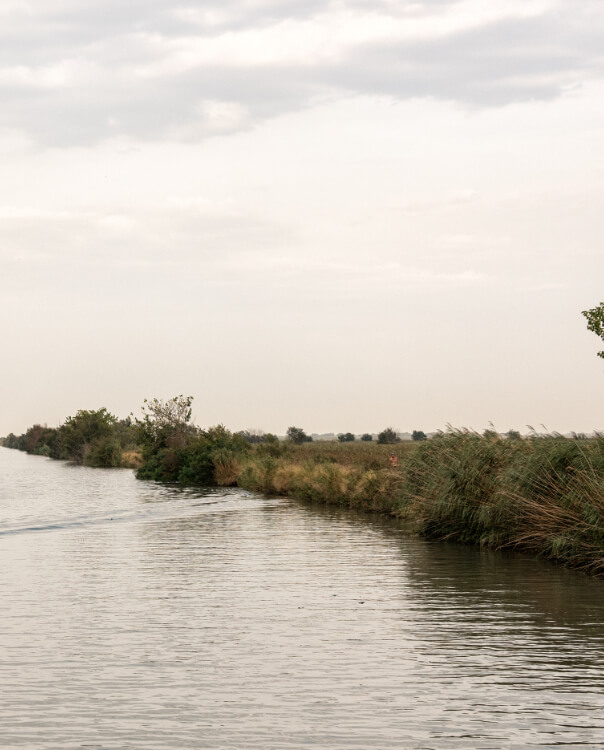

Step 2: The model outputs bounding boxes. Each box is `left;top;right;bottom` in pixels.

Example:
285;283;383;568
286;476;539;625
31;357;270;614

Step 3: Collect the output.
121;450;143;469
236;432;604;575
213;451;240;486
285;440;418;470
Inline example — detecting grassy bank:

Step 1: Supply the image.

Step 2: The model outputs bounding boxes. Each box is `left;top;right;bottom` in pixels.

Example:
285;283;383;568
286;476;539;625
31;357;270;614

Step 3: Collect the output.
4;401;604;576
234;433;604;575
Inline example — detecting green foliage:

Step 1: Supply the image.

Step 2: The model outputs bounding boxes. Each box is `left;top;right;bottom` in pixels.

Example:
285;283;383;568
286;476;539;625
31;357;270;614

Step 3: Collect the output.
135;395;194;455
255;434;289;458
85;436;122;468
360;433;373;442
582;302;604;359
377;427;400;445
337;432;355;442
2;433;20;449
411;430;427;442
60;408;118;464
177;426;247;486
22;424;59;457
236;429;267;444
135;399;249;486
286;426;309;444
3;407;134;466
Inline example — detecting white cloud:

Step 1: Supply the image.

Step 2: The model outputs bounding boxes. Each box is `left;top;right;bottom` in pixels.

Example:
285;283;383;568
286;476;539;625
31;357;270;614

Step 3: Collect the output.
0;0;601;145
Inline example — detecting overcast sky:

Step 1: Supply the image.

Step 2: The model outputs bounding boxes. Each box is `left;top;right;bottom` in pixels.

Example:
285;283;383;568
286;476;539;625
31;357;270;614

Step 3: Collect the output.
1;0;603;436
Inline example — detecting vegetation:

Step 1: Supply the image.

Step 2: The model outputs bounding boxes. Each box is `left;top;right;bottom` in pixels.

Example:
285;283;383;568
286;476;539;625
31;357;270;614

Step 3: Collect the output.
286;426;312;444
582;302;604;358
377;427;400;444
0;409;138;467
5;415;604;573
235;430;604;575
337;432;355;442
134;396;248;485
411;430;427;441
360;433;373;442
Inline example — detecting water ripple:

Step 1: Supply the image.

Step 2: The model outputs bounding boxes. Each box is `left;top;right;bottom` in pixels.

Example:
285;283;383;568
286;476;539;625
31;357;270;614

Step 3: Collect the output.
1;448;604;749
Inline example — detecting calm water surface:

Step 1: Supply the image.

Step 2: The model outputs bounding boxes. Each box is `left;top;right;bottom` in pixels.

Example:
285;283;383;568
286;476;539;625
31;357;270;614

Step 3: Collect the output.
1;447;603;749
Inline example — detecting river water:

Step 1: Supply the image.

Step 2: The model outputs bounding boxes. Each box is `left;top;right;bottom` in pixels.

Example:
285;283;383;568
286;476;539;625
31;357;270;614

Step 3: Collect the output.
1;447;603;749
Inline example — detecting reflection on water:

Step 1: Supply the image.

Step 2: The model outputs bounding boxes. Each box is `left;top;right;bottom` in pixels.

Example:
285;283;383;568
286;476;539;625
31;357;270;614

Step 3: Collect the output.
1;448;603;749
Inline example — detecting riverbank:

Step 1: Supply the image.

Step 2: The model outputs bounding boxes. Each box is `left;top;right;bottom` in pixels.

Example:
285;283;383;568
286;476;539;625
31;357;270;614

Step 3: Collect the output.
4;409;604;575
233;434;604;575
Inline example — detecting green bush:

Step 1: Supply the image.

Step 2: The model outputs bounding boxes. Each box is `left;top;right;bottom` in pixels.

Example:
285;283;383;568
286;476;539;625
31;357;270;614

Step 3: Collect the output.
85;437;123;468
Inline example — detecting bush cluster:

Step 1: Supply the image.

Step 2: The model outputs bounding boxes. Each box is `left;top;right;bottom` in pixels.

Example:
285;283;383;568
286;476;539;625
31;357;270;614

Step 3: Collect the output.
2;409;137;468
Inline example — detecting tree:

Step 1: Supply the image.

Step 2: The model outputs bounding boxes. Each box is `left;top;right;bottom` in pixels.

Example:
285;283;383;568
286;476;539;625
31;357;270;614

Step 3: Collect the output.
582;302;604;359
411;430;427;442
377;427;400;445
286;426;308;444
337;432;355;442
360;433;373;442
236;429;266;444
61;408;117;464
136;395;194;451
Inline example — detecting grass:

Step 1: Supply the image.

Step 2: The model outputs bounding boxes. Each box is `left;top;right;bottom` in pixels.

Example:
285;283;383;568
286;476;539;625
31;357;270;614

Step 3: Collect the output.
121;450;144;470
113;433;604;576
275;440;417;469
235;433;604;576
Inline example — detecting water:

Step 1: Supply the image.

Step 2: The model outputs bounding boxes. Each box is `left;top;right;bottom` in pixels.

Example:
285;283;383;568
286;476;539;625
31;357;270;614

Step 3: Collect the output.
1;448;603;749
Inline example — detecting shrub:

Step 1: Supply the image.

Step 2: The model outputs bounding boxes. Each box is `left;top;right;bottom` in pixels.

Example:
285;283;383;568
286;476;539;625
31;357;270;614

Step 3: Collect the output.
377;427;400;444
287;426;309;444
411;430;427;442
86;437;122;468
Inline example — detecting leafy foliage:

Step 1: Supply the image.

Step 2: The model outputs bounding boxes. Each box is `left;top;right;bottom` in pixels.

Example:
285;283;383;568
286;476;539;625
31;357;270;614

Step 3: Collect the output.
377;427;400;445
411;430;427;442
286;426;310;444
236;429;267;444
360;433;373;442
337;432;355;442
582;302;604;359
3;408;138;467
134;397;248;485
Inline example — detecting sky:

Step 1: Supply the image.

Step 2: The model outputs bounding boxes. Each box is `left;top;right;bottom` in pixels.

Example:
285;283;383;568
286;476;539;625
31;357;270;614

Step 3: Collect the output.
1;0;604;437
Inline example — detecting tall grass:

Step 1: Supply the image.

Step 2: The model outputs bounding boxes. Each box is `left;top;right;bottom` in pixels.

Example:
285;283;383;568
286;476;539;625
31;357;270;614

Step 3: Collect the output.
236;433;604;575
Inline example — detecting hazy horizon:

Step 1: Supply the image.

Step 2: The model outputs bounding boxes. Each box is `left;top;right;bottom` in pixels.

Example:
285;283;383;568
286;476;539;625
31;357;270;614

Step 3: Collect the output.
1;0;603;437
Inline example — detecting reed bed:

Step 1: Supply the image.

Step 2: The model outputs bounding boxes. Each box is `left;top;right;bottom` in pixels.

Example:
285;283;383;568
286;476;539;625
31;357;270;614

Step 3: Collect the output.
236;432;604;575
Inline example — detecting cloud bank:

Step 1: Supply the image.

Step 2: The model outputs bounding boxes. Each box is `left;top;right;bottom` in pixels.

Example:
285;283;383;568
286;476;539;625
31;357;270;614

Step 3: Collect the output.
1;0;603;145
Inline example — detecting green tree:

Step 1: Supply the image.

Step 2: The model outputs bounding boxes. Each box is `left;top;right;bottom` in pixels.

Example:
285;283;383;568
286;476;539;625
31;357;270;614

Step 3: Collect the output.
337;432;355;442
286;426;308;444
2;433;19;449
136;395;194;453
60;408;117;464
412;430;427;442
135;396;195;481
236;429;266;444
377;427;400;445
360;433;373;442
582;302;604;358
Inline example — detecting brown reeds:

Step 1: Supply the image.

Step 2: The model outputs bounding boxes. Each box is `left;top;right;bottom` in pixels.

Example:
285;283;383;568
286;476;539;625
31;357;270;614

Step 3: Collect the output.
236;432;604;575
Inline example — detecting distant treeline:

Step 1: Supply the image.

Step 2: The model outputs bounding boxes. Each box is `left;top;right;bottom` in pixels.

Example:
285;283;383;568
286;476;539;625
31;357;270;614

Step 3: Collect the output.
0;395;429;476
